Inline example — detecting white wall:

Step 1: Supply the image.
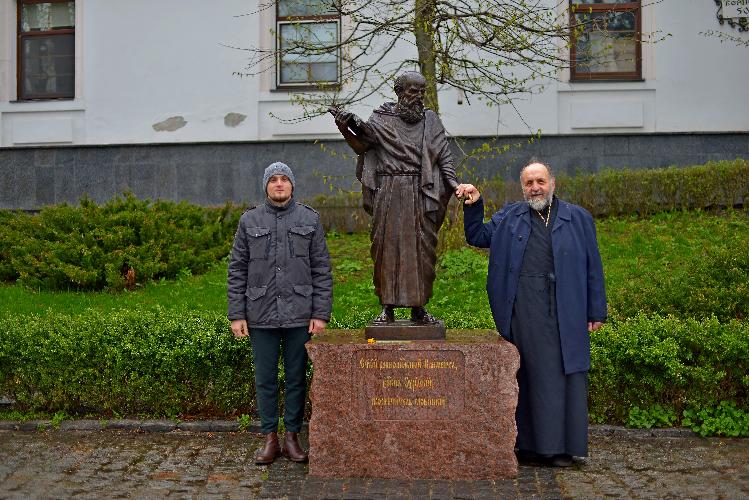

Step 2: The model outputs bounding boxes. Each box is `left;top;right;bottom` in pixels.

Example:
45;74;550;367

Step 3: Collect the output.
0;0;747;147
0;0;260;146
650;0;749;132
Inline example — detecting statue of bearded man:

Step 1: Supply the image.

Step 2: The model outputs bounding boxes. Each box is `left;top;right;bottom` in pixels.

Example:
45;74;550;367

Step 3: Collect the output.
331;71;466;324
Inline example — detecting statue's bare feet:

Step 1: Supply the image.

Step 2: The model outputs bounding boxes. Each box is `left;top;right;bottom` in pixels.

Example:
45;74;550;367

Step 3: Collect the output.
373;305;395;324
410;307;437;324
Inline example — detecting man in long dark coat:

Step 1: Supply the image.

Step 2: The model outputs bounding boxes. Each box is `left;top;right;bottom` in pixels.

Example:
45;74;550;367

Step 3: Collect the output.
331;72;463;323
456;161;607;467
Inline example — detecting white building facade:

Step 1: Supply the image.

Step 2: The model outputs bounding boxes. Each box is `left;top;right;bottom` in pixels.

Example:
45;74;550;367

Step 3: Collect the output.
0;0;747;208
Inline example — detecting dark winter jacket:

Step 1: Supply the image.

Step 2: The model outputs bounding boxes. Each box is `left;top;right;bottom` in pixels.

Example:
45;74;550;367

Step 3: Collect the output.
227;198;332;328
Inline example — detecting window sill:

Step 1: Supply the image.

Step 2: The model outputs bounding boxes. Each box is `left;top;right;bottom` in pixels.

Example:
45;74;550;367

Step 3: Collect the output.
271;84;341;92
557;80;653;93
0;99;85;113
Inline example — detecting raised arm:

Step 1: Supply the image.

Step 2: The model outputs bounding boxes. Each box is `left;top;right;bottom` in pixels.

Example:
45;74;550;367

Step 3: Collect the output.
459;186;504;249
329;107;371;155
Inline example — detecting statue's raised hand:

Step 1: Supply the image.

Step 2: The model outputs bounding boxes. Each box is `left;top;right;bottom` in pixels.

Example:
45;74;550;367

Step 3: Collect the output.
329;107;352;128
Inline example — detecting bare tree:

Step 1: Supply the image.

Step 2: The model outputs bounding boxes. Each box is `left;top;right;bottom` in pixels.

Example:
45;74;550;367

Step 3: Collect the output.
231;0;673;179
236;0;578;122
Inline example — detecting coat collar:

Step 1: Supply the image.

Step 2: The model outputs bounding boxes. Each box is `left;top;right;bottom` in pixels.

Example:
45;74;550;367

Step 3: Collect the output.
264;196;296;215
552;197;571;232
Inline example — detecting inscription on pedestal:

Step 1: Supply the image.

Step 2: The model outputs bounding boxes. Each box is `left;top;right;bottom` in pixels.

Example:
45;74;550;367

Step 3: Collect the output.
354;349;465;421
307;331;520;480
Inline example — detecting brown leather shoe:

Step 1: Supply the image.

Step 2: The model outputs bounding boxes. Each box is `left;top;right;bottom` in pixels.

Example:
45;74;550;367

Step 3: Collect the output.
281;431;308;462
255;432;280;465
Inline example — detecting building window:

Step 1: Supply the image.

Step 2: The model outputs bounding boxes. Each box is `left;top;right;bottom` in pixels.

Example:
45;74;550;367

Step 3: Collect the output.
570;0;641;81
17;0;75;100
276;0;340;88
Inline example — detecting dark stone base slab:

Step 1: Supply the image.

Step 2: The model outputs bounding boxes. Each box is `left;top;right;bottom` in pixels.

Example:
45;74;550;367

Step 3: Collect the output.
365;320;446;340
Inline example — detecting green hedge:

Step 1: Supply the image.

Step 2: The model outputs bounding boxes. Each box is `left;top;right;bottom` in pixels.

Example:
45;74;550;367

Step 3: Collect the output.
589;315;749;429
308;159;749;232
0;194;242;291
0;308;254;417
473;159;749;216
1;308;746;430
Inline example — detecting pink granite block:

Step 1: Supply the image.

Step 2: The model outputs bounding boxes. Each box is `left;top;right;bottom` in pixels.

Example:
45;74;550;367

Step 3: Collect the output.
306;330;520;479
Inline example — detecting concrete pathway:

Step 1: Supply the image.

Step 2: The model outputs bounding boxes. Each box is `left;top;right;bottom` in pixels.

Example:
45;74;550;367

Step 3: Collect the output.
0;425;747;499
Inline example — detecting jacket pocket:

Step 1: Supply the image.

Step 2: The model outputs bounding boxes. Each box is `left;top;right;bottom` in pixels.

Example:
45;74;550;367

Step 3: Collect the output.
246;227;271;261
291;284;313;318
246;286;268;301
288;225;314;258
245;286;268;323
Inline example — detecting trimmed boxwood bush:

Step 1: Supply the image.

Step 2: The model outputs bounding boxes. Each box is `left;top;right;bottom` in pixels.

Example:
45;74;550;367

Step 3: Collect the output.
0;308;255;417
1;308;745;426
589;314;749;425
310;159;749;233
463;159;749;216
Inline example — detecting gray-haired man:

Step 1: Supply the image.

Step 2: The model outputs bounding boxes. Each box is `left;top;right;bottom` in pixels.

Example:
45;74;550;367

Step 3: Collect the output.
228;162;333;464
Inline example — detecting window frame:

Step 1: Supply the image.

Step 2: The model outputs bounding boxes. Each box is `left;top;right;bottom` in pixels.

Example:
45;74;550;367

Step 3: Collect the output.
569;1;642;82
16;0;76;100
275;2;341;90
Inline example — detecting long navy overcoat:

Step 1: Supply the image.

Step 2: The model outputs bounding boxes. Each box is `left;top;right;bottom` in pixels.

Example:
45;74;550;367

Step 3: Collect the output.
463;197;607;374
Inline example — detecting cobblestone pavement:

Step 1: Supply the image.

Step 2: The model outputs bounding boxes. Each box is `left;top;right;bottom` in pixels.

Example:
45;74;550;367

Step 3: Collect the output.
0;427;747;499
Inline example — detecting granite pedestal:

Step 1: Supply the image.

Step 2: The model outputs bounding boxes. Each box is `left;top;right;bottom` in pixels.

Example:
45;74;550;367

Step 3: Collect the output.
305;330;520;480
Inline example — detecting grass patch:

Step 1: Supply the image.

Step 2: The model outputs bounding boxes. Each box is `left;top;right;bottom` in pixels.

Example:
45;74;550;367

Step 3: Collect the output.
0;210;746;324
0;409;51;421
597;209;748;321
0;263;229;317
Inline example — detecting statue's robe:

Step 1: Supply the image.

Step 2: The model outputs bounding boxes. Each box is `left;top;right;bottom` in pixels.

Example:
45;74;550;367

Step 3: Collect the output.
356;103;458;307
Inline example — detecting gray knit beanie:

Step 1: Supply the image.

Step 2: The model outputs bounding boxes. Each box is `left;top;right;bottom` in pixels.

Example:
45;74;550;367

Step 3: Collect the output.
263;162;295;192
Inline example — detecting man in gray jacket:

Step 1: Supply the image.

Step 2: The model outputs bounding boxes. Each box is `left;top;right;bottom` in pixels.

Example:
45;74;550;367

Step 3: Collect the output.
228;162;333;465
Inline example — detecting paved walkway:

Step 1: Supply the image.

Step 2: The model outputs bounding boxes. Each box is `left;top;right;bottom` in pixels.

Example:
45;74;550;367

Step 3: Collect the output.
0;425;747;499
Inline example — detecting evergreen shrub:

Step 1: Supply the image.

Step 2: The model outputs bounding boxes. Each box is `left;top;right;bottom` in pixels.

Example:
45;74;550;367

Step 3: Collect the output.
474;158;749;216
0;194;243;291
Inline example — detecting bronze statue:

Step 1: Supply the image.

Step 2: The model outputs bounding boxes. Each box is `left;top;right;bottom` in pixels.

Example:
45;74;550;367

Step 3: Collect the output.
330;71;463;324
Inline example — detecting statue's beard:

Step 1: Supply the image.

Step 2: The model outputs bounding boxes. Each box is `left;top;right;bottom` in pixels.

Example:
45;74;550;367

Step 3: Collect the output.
395;101;424;124
526;191;553;211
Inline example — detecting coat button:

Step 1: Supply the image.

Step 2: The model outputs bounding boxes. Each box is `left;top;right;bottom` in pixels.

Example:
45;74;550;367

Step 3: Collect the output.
277;267;281;271
518;235;523;240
